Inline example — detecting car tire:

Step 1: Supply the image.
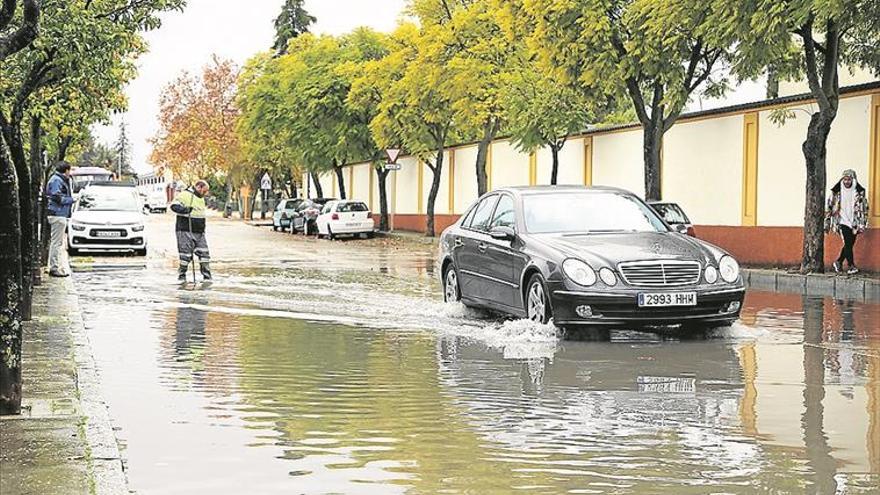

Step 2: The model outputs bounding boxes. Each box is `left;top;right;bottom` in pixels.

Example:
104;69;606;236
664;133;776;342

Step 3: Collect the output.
272;225;278;231
366;231;375;239
135;248;147;257
327;226;334;240
525;273;552;324
443;263;461;303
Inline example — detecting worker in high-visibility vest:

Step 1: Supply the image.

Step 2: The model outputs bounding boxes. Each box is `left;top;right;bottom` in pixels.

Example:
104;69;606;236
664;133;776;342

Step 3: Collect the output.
170;180;212;282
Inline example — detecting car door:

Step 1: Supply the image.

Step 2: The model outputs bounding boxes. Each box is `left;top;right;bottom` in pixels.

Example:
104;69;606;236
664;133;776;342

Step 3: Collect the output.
482;194;522;309
316;202;335;234
454;194;499;301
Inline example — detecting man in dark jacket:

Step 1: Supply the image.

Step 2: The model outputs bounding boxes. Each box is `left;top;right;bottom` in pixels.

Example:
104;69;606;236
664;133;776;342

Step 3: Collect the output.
45;162;75;277
170;180;211;282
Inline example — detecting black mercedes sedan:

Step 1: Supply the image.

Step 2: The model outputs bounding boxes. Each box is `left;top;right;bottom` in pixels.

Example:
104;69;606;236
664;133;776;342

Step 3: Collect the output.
438;186;745;331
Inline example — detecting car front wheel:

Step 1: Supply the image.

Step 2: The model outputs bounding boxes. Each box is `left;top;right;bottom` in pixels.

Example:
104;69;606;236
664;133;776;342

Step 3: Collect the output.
526;274;552;324
443;264;461;302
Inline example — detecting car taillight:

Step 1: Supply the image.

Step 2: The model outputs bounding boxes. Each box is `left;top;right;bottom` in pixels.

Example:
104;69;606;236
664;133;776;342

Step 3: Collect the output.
331;213;339;220
687;226;696;237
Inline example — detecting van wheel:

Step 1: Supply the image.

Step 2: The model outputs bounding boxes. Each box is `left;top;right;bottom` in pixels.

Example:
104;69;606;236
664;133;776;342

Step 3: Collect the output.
327;227;335;240
272;225;278;232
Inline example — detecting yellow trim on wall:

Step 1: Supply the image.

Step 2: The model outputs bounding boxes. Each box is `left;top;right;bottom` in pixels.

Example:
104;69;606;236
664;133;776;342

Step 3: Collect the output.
448;151;456;213
870;94;880;228
417;159;424;214
369;166;375;211
583;137;593;186
487;143;493;191
529;151;537;186
742;112;759;227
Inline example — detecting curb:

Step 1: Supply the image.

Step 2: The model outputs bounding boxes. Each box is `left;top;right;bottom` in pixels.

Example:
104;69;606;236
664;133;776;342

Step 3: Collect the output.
65;277;128;494
744;268;880;301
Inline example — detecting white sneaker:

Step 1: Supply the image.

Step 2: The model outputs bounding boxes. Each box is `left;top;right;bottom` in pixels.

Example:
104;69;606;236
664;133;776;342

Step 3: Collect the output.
847;267;859;275
832;261;841;273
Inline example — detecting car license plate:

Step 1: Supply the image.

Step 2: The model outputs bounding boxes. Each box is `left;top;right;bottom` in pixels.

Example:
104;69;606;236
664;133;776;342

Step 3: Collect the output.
94;231;122;238
638;292;696;307
346;222;359;227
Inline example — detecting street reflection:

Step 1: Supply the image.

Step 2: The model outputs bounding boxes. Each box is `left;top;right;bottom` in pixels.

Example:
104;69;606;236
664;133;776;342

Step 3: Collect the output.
74;261;880;494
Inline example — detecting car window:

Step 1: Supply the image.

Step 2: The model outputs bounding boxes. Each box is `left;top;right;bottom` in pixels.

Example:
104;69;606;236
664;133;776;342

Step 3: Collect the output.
466;195;499;232
523;192;668;234
321;203;334;214
78;188;140;212
338;202;368;212
652;203;689;224
488;195;515;230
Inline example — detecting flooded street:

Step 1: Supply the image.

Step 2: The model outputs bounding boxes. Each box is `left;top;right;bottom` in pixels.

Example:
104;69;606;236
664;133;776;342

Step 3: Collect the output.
72;215;880;494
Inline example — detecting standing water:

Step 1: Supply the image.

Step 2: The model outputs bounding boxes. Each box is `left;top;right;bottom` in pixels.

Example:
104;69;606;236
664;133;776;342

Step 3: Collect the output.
73;220;880;494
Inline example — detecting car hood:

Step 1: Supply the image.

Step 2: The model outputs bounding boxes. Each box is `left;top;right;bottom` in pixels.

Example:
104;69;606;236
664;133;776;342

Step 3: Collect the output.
532;231;724;268
71;210;143;225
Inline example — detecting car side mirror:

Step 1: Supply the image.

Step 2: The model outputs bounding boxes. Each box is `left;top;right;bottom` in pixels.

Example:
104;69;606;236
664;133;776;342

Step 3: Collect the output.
673;223;688;234
489;226;516;241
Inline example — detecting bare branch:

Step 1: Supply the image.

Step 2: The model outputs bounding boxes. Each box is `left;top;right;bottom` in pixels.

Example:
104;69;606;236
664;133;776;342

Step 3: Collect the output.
799;16;830;112
0;0;16;31
0;0;39;62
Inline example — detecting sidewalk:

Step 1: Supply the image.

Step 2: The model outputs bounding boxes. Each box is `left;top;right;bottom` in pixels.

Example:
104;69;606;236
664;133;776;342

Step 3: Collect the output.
0;277;125;495
745;268;880;301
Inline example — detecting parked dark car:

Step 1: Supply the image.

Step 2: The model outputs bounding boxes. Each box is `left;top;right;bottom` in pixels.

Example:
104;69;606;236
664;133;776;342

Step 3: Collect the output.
289;197;337;235
438;186;744;332
648;201;695;237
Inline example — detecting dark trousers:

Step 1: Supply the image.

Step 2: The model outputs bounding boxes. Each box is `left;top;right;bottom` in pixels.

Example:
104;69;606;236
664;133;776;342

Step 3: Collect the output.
836;225;858;267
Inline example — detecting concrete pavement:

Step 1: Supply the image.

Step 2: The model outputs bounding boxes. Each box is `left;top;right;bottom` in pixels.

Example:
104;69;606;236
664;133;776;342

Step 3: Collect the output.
0;277;126;495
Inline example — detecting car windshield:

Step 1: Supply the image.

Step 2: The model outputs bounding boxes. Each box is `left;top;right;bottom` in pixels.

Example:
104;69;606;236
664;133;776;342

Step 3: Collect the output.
651;203;689;224
523;192;668;234
337;202;368;212
78;187;140;212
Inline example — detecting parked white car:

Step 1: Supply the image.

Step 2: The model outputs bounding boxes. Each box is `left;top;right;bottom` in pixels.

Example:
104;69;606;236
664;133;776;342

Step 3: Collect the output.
68;184;147;256
316;200;375;239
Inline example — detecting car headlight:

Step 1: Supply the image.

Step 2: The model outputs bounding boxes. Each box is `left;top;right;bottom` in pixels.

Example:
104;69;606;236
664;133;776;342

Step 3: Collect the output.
562;259;596;287
70;223;86;231
598;267;617;286
719;256;740;283
705;265;718;284
132;224;145;232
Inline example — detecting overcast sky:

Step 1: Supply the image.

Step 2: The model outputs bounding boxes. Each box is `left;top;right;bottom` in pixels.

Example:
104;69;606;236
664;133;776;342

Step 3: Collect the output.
95;0;407;173
97;0;765;174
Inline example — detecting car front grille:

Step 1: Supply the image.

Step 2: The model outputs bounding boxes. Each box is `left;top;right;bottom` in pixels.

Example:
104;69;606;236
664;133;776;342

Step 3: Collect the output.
618;260;701;287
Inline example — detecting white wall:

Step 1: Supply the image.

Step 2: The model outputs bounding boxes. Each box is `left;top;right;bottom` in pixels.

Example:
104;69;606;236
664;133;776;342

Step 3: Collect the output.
536;138;586;185
664;114;744;226
592;130;645;197
453;146;479;213
394;156;420;214
490;140;529;190
351;163;372;204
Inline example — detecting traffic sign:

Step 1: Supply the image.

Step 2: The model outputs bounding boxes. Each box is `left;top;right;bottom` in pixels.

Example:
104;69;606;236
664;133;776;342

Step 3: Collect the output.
385;148;401;163
383;163;402;171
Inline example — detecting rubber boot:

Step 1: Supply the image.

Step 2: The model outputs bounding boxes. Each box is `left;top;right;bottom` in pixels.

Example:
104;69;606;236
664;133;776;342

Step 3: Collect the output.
178;263;189;282
200;262;212;281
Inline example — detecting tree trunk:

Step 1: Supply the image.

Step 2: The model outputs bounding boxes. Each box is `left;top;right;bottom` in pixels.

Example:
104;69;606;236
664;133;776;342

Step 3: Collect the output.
425;148;444;237
29;116;41;287
800;111;834;273
57;135;72;162
376;167;390;232
550;145;561;185
310;171;323;198
333;164;346;199
7;123;34;322
0;137;23;415
642;122;663;201
474;118;500;196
